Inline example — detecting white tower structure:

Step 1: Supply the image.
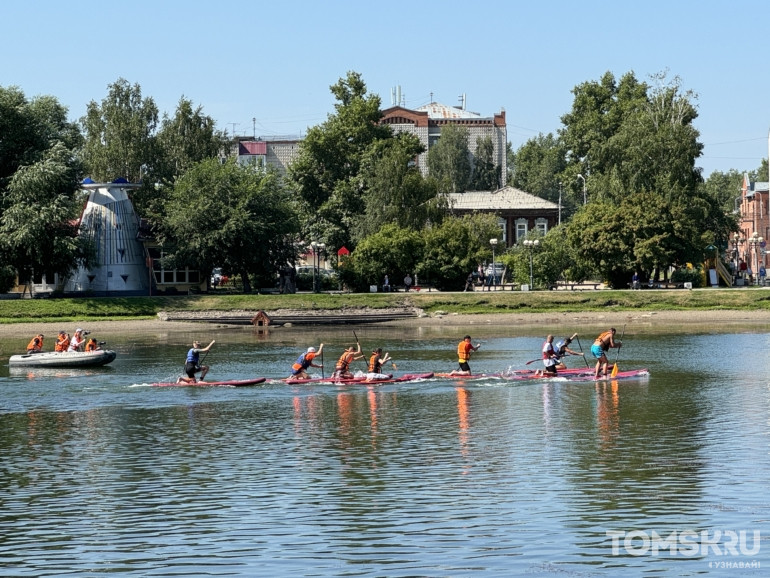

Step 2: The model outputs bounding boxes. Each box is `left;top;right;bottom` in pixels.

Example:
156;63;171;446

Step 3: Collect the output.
65;179;149;295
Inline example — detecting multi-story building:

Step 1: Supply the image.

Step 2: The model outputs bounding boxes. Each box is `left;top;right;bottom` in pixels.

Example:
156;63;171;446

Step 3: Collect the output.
235;137;302;177
733;173;768;284
380;101;507;186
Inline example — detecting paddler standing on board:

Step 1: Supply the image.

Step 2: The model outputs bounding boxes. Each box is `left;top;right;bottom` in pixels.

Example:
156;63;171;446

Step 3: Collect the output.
591;328;621;379
289;344;324;380
176;339;215;384
449;335;480;376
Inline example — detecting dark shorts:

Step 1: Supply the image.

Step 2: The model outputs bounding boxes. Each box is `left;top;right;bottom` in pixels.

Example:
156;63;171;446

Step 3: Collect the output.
184;362;201;378
458;361;471;372
544;364;557;374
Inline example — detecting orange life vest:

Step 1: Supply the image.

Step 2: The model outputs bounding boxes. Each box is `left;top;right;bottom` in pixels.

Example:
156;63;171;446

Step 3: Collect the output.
27;335;43;352
336;351;355;372
368;353;381;373
595;330;613;350
292;351;316;372
457;340;472;363
55;335;70;352
86;338;98;352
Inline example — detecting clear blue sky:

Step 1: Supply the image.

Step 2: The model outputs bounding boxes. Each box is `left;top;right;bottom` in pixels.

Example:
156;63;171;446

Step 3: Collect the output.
2;0;768;178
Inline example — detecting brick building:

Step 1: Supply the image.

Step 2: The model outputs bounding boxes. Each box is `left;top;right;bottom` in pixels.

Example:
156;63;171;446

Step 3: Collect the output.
380;101;507;186
734;173;768;282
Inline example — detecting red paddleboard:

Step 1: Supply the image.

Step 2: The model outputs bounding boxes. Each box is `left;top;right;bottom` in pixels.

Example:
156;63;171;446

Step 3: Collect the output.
284;372;433;385
150;377;267;387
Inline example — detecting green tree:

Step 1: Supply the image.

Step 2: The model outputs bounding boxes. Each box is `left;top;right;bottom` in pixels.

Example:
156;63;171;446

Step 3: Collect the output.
559;71;722;281
0;86;86;291
288;71;392;250
81;78;159;182
427;124;472;193
161;158;299;293
355;133;447;241
133;97;226;219
418;214;500;291
470;136;501;190
700;169;744;215
339;223;424;292
510;132;567;203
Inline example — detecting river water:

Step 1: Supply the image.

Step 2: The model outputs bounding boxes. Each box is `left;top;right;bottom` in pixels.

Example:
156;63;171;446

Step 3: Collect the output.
1;322;769;576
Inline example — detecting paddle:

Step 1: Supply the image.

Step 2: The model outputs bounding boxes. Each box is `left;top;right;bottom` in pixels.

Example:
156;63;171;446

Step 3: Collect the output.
525;358;541;365
352;331;369;371
575;335;590;368
610;325;626;378
321;346;324;379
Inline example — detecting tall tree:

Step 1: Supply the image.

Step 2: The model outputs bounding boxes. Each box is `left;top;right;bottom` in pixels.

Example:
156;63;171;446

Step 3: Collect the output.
427;124;472;193
288;71;392;250
470;136;501;191
418;214;500;291
0;86;86;291
133;97;226;219
81;78;159;182
510;132;566;202
355;133;447;240
161;158;299;293
560;71;723;283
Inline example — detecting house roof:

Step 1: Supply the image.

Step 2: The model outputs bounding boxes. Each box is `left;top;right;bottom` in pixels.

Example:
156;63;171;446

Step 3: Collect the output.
449;187;559;211
416;102;480;119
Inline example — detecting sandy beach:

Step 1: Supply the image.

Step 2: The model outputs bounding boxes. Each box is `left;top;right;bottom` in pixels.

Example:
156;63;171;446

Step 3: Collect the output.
3;308;770;337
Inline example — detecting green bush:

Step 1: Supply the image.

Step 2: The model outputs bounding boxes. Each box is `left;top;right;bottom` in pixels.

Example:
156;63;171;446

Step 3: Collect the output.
670;267;703;288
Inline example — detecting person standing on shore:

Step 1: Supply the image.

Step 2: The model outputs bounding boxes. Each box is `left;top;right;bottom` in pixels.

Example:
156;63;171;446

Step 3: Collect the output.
449;335;480;376
591;328;621;379
176;339;216;384
290;344;324;380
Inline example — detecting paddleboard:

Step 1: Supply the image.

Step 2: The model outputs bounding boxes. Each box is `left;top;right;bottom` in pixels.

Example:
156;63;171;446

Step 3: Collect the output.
284;372;433;385
150;377;267;387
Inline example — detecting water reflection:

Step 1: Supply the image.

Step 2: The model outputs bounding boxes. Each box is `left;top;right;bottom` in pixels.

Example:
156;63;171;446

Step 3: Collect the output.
1;328;769;575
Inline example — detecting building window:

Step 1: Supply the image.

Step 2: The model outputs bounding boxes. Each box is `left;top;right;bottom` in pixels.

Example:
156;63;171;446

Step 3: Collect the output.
497;217;507;244
515;219;528;243
535;218;548;236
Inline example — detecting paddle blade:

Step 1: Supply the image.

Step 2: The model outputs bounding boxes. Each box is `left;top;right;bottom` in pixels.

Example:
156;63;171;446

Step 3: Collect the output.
610;363;618;378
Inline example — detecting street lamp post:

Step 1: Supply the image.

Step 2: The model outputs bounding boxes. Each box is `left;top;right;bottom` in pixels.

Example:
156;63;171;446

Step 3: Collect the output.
732;232;744;280
310;242;318;293
577;174;586;205
490;238;498;289
523;239;539;290
749;232;764;285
